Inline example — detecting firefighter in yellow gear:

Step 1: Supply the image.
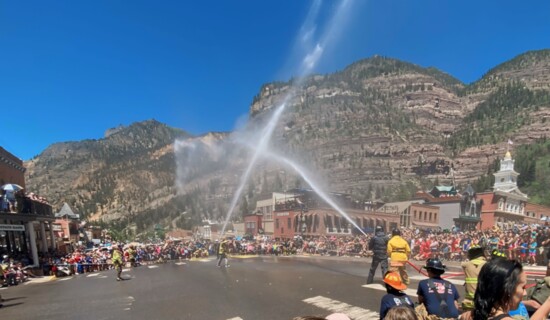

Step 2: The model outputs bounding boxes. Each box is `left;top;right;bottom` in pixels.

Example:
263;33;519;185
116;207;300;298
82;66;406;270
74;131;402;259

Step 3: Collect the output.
387;229;411;285
217;238;230;268
461;245;487;311
126;245;137;267
112;245;124;281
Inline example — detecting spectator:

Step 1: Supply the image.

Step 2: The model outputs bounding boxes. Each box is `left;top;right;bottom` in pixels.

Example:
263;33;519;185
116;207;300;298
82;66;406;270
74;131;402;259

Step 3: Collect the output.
416;258;460;319
472;258;550;320
379;271;414;319
384;306;418;320
461;245;487;312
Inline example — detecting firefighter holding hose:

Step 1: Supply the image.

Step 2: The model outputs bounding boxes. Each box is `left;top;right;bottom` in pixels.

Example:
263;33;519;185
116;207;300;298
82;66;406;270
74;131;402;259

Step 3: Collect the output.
387;228;411;285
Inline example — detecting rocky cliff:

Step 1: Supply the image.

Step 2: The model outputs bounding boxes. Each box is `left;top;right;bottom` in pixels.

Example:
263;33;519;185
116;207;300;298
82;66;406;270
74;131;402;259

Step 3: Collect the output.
24;49;550;231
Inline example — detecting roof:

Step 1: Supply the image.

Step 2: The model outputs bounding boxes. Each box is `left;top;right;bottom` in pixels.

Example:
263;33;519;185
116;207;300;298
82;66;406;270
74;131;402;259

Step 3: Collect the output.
414;191;462;203
55;203;80;219
378;200;424;214
434;186;456;192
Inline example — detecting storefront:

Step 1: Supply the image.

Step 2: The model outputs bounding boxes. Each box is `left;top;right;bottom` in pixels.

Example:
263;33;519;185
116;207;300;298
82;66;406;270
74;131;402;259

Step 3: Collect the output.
0;212;57;265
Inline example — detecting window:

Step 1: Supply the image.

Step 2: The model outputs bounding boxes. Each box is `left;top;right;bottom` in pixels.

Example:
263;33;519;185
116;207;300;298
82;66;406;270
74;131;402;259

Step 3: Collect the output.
287;217;291;229
424;212;427;221
429;212;432;221
265;207;273;221
434;213;437;221
275;219;279;229
414;210;417;219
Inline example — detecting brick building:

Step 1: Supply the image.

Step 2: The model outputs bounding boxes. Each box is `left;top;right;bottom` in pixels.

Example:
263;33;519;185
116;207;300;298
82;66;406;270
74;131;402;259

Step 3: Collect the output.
478;150;543;230
0;146;26;188
0;147;56;265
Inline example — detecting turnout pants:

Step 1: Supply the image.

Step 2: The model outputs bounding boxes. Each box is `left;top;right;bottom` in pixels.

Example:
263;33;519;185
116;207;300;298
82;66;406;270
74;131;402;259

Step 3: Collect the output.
390;261;409;285
217;253;228;267
367;256;388;284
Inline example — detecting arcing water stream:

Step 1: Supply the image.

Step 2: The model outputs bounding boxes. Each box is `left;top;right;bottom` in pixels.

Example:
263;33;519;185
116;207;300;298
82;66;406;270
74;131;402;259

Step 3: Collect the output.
264;151;367;236
220;102;287;235
220;0;358;235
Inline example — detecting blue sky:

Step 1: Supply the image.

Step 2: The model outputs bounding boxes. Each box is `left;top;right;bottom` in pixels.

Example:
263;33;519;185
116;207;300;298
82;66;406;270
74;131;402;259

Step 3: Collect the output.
1;0;549;160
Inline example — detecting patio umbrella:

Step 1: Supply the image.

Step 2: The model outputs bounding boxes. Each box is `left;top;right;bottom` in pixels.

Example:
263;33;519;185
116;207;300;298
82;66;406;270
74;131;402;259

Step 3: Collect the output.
1;184;23;192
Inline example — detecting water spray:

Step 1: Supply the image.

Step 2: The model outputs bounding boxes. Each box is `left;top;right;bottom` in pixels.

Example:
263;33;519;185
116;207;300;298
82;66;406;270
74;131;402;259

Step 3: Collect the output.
217;0;357;235
263;150;367;237
221;102;288;235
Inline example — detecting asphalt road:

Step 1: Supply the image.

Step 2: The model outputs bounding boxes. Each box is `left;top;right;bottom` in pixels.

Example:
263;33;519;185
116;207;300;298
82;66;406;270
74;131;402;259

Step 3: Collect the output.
1;255;542;320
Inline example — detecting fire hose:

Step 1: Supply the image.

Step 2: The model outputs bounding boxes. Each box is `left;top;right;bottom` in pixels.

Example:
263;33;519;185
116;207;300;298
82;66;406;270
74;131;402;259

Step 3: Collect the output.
406;260;464;279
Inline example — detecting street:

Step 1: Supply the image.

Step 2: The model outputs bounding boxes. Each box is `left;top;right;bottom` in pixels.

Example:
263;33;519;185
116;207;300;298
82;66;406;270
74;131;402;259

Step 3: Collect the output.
0;256;543;320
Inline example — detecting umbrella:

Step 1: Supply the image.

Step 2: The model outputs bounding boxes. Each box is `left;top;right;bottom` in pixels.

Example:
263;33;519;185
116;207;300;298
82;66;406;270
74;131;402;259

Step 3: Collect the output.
1;184;23;192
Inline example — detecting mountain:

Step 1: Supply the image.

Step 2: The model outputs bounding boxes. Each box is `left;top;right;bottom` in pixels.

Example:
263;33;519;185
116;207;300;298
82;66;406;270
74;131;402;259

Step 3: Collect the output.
24;49;550;233
26;120;190;222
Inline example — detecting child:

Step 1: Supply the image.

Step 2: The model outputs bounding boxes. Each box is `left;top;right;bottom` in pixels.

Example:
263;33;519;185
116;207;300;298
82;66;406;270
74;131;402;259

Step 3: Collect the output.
379;271;414;319
519;239;528;264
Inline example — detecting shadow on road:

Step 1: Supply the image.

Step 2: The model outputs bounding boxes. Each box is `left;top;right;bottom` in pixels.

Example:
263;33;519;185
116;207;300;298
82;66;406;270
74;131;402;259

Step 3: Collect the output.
3;296;25;302
2;302;24;308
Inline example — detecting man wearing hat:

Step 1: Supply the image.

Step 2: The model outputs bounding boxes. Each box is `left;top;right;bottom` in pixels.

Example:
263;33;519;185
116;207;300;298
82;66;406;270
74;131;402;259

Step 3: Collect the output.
416;258;460;319
387;228;411;285
461;245;486;311
367;225;388;284
379;271;414;319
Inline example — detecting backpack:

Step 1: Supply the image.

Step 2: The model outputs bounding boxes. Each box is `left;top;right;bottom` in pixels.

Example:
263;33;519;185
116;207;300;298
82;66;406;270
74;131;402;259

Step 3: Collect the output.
525;276;550;304
428;279;454;319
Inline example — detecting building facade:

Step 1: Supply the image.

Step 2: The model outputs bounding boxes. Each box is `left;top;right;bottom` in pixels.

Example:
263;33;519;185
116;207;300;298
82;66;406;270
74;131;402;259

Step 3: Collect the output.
0;147;26;188
478;151;534;230
255;197;274;236
410;203;441;230
0;147;56;265
244;212;263;236
414;187;463;230
453;184;483;231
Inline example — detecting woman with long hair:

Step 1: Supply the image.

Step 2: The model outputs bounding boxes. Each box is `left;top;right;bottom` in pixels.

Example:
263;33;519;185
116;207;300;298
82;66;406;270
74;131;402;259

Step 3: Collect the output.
473;258;550;320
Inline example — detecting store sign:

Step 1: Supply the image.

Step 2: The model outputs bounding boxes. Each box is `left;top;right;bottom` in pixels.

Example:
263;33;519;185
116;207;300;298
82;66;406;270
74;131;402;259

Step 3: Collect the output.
0;224;25;232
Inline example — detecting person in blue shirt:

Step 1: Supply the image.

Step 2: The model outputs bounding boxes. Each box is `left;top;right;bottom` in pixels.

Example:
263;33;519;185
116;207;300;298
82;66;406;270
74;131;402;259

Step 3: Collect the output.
416;258;460;319
529;239;537;266
509;301;529;320
519;240;528;264
379;271;414;319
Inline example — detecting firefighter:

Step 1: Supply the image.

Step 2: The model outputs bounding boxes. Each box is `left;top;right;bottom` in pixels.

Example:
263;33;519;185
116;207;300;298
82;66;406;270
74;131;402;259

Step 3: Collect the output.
126;245;137;267
217;238;230;268
387;228;411;285
461;245;487;311
112;245;124;281
367;225;388;284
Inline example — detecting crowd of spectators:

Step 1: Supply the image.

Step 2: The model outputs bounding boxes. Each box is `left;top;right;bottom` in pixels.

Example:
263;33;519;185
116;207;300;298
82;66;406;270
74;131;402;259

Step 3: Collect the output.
3;221;550;282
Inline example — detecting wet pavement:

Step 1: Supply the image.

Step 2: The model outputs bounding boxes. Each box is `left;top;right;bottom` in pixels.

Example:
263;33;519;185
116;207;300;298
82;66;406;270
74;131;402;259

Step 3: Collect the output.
0;255;546;320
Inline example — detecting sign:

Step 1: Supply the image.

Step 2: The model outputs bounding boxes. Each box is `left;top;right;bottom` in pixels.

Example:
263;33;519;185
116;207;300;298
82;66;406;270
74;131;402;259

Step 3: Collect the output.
0;224;25;232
